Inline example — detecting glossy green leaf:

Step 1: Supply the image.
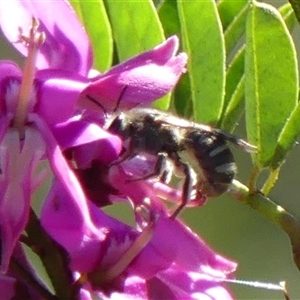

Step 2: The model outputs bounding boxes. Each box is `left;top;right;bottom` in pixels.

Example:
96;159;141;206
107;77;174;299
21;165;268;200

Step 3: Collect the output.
158;0;181;38
279;3;297;32
271;98;300;169
221;3;296;132
288;0;300;26
158;1;191;115
173;72;192;117
104;1;164;60
104;1;169;109
268;4;299;169
177;0;225;124
245;1;298;168
219;47;245;132
223;2;249;56
217;0;248;31
70;0;113;72
220;75;245;132
223;47;245;112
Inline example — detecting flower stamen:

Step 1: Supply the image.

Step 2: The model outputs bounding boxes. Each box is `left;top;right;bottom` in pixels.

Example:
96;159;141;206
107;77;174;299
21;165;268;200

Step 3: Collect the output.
14;17;45;139
88;199;157;285
104;222;154;282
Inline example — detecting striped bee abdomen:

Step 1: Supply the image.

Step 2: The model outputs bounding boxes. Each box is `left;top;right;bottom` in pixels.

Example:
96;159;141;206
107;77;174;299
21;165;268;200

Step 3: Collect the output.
183;129;237;197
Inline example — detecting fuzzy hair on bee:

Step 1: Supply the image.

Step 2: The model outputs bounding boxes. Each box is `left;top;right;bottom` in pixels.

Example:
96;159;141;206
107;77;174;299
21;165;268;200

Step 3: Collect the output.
104;107;256;218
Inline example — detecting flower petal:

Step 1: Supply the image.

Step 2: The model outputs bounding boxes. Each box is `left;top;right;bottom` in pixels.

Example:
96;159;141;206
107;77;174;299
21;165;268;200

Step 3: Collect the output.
53;117;122;165
150;267;234;300
0;127;45;271
95;276;148;300
0;0;92;75
41;180;138;274
0;274;21;299
34;70;88;125
0;62;22;116
80;36;188;111
32;115;96;231
0;61;22;83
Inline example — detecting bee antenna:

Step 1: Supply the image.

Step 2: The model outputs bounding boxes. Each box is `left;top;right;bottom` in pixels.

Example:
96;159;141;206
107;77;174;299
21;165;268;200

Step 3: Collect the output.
114;84;129;113
86;95;108;118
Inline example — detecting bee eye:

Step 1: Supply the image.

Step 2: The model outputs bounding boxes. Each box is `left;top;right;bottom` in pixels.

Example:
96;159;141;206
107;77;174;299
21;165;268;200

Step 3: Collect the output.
108;116;123;133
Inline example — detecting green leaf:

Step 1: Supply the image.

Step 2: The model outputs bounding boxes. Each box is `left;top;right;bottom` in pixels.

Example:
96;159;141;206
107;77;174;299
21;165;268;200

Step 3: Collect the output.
70;0;113;72
178;0;225;124
217;0;248;31
287;0;300;26
104;1;164;61
220;75;245;132
158;0;181;38
223;2;249;56
245;1;298;168
103;1;169;109
158;1;191;114
173;72;192;117
279;3;297;32
271;97;300;169
221;2;297;133
222;46;245;117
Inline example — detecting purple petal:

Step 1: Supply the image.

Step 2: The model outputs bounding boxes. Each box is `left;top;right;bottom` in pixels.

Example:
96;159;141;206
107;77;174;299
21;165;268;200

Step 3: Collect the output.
41;181;103;272
79;289;94;300
149;217;236;276
53;118;122;165
0;61;22;83
0;271;42;299
108;163;236;276
0;274;19;299
41;180;138;274
41;175;235;298
0;61;22;115
32;115;96;229
79;36;188;111
33;70;88;125
0;128;45;271
149;267;234;300
128;216;236;280
0;0;92;75
108;163;168;213
92;276;148;300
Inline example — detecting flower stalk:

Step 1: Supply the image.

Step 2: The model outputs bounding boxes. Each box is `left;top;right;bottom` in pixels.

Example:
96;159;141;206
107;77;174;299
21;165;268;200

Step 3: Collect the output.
231;179;300;271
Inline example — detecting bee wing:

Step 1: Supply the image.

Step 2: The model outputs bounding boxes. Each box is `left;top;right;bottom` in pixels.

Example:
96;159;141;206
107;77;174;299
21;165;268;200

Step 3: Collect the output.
213;129;257;153
138;108;257;153
185;122;257;153
153;113;197;128
133;109;201;129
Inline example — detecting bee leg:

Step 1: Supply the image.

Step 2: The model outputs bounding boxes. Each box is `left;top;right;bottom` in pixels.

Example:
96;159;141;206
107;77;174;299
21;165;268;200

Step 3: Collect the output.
110;150;136;166
126;152;172;183
170;160;197;219
159;159;173;184
110;136;139;166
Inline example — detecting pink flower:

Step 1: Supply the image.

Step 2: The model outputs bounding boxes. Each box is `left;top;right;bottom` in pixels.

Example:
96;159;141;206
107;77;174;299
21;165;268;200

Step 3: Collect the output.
0;17;88;271
41;179;236;299
0;1;236;299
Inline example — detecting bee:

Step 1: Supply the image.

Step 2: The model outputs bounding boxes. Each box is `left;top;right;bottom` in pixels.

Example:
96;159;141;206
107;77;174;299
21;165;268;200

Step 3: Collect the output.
104;107;256;218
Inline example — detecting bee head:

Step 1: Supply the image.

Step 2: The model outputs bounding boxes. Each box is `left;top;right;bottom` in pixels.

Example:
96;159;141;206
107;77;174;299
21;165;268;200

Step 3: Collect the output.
105;113;131;139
